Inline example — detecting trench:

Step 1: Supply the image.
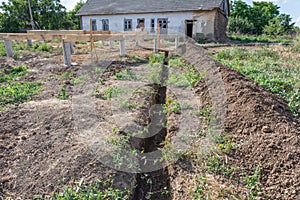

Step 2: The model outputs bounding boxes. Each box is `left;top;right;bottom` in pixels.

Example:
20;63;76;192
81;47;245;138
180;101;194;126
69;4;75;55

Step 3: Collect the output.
131;52;172;200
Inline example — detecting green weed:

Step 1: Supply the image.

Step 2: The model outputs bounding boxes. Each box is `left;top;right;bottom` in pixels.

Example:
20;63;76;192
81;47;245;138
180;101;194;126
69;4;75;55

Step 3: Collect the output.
53;178;130;200
57;87;69;100
0;65;42;110
192;176;210;200
32;43;53;52
244;165;262;200
115;68;137;80
163;97;181;114
149;53;164;64
104;86;123;99
0;42;6;56
206;153;234;177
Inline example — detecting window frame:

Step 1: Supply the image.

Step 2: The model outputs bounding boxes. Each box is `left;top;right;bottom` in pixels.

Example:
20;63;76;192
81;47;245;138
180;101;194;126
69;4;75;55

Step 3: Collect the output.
91;19;97;31
124;19;133;31
102;19;109;31
150;18;155;33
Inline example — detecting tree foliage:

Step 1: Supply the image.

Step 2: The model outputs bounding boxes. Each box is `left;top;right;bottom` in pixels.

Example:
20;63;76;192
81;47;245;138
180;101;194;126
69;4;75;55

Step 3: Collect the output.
264;14;295;37
229;0;295;36
67;0;85;30
0;0;71;32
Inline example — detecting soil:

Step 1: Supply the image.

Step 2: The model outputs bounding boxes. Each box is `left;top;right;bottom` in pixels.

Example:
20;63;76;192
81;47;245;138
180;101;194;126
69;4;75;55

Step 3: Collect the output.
0;42;299;200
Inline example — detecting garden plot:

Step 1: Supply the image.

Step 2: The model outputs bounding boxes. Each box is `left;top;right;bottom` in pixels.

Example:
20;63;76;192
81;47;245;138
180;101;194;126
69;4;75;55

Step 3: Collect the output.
0;41;299;199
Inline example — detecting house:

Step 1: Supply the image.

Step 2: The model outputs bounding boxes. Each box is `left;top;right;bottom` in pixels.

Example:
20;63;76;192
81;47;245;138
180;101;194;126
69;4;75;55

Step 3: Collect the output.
76;0;230;41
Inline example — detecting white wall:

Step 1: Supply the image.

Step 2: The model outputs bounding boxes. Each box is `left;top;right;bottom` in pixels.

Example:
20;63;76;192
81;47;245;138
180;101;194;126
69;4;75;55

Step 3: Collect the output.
81;12;194;35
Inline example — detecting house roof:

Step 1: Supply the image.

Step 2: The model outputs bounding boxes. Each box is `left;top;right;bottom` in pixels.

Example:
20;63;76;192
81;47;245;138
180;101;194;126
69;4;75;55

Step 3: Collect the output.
77;0;226;16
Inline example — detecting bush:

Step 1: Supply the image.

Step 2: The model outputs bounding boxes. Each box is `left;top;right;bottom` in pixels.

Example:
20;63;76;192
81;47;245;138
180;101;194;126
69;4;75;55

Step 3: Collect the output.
228;17;255;35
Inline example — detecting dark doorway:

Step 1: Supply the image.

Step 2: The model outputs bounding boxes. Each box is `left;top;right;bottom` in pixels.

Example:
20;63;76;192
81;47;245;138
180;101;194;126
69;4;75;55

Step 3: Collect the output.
186;20;193;37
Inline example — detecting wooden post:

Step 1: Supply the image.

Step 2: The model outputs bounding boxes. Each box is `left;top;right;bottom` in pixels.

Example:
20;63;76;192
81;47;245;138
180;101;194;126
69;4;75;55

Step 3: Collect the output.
109;40;114;49
62;40;72;66
175;36;179;49
157;23;161;48
70;42;75;54
90;18;94;51
154;39;158;53
27;40;33;46
120;40;125;57
135;39;140;46
4;39;13;57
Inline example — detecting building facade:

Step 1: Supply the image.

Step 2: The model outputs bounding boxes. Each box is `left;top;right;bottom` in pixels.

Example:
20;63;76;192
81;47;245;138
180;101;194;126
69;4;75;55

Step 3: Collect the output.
77;0;229;41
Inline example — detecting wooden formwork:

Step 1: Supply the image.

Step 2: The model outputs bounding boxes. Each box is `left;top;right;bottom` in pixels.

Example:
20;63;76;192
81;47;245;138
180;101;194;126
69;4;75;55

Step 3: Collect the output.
1;30;183;66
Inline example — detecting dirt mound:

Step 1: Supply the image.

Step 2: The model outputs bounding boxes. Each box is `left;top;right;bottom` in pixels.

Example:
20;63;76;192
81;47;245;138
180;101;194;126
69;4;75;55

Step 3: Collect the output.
185;42;300;199
219;64;300;199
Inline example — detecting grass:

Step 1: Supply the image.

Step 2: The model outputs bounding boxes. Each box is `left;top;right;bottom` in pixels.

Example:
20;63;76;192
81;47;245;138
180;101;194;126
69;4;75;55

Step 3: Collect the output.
214;44;300;116
229;35;292;44
0;42;6;56
167;56;206;87
0;41;55;58
0;65;42;110
53;178;131;200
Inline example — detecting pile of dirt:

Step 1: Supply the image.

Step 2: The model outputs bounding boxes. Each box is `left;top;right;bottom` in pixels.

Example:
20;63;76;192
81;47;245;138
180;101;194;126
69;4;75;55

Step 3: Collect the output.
220;64;300;199
184;43;300;199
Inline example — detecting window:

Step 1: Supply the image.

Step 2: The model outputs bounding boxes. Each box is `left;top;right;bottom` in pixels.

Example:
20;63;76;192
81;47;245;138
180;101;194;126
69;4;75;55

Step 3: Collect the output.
92;19;97;31
102;19;109;30
150;18;155;32
157;18;168;34
124;19;132;31
137;18;145;29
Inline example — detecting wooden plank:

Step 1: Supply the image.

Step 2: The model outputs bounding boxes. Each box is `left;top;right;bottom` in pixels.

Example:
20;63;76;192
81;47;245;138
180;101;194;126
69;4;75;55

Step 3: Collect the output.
27;30;85;35
0;33;7;38
4;33;63;40
83;30;111;34
64;34;124;42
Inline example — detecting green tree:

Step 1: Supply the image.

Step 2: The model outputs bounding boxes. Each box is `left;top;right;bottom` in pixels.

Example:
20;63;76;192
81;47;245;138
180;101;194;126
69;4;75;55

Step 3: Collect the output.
264;14;295;37
67;0;85;30
37;0;69;30
251;1;280;34
0;0;69;32
228;0;287;35
228;16;255;34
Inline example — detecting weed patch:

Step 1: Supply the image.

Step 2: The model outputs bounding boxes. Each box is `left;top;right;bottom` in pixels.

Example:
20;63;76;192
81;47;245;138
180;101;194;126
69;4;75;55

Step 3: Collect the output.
53;178;131;200
0;65;42;110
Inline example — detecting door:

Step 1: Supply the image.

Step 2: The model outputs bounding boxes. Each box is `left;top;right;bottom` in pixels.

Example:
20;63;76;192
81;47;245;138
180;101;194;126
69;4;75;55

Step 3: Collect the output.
186;20;193;37
157;18;168;34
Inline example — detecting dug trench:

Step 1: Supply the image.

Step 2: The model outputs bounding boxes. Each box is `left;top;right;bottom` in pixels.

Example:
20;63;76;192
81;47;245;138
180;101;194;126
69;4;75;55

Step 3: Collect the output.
123;52;172;199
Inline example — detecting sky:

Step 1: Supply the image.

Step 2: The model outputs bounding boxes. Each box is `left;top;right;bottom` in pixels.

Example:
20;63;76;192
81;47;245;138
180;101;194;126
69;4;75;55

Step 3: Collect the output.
0;0;299;27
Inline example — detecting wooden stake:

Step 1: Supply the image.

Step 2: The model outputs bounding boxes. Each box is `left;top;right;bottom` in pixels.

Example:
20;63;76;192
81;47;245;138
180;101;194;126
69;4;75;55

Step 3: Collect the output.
4;39;13;57
62;40;72;66
157;23;161;48
120;40;125;57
